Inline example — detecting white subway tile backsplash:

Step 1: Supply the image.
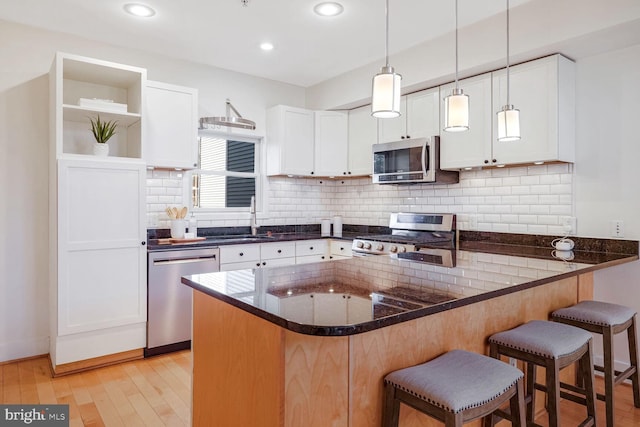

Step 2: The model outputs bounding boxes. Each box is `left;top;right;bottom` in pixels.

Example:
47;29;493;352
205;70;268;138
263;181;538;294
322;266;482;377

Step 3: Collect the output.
145;164;574;236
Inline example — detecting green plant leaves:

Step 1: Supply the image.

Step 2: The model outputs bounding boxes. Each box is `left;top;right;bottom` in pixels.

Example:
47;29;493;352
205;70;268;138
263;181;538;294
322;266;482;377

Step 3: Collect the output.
89;115;118;143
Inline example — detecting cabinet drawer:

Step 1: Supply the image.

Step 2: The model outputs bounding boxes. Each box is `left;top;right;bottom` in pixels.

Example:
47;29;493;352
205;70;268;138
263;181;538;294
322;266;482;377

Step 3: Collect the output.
296;255;330;265
261;242;296;260
262;257;295;268
330;240;353;258
219;244;260;264
295;240;328;257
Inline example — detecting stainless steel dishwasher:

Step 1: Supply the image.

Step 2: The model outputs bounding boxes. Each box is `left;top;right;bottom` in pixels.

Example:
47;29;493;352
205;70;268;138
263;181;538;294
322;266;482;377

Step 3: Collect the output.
146;247;220;357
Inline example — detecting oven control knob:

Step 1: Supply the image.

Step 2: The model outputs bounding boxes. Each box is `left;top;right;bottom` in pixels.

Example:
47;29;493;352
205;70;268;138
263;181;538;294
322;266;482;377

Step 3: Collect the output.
398;246;407;253
376;244;384;251
363;242;372;250
389;245;398;253
356;241;364;249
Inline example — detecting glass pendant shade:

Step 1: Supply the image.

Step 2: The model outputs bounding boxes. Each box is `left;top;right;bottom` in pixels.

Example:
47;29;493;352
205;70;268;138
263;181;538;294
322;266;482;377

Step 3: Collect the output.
497;105;521;141
371;66;402;118
443;88;469;132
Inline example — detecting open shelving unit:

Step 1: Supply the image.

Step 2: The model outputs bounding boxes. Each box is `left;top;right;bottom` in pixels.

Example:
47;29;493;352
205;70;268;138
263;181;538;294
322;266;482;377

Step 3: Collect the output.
50;52;146;159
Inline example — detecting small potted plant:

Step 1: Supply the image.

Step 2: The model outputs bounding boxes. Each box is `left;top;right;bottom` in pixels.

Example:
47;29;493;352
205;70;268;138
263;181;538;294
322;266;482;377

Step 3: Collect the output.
89;115;118;156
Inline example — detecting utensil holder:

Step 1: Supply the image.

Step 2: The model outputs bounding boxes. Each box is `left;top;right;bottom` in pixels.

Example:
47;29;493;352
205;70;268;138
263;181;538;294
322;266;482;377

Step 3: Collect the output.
170;219;186;239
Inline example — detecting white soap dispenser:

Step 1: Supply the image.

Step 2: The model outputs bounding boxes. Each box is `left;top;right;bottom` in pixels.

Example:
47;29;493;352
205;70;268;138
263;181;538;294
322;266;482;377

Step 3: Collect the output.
189;213;198;237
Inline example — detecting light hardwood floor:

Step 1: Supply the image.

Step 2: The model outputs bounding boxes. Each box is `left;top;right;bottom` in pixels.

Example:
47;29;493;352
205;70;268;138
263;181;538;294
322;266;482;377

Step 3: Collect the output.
2;350;640;426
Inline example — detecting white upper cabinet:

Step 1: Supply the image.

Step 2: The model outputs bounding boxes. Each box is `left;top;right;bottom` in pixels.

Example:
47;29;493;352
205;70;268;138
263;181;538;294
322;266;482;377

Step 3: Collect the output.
347;105;377;176
266;105;315;176
491;54;575;165
144;80;198;169
50;52;145;159
266;105;349;177
314;111;348;177
440;73;493;169
440;54;575;170
378;87;440;143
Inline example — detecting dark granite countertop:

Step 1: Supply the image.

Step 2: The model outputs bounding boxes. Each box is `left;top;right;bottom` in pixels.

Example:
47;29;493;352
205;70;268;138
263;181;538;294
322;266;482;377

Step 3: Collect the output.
182;248;638;337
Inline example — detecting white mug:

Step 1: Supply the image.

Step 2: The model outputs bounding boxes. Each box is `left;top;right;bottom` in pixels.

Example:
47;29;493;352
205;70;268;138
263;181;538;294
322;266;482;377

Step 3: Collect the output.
552;238;574;251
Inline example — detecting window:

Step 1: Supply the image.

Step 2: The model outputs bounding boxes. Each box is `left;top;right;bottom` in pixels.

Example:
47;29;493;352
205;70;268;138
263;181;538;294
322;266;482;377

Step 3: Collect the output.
192;134;260;210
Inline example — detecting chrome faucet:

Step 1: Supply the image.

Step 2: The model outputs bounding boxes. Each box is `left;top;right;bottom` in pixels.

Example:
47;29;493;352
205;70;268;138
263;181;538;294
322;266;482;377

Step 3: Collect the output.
250;196;259;236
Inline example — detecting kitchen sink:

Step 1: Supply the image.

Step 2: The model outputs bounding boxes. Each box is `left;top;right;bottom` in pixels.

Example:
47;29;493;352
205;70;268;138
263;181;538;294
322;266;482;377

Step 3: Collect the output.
205;234;275;243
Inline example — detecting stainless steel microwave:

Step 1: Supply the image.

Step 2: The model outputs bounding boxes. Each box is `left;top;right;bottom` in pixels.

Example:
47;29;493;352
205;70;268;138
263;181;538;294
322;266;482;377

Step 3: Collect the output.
372;136;459;184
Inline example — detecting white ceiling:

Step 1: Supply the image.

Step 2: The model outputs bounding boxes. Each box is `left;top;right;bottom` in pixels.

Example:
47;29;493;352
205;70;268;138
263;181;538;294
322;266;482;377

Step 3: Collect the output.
0;0;537;87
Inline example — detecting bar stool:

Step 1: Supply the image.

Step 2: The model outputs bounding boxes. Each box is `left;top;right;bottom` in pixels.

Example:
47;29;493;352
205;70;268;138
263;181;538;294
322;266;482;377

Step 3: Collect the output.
552;300;640;427
382;349;526;427
488;320;597;427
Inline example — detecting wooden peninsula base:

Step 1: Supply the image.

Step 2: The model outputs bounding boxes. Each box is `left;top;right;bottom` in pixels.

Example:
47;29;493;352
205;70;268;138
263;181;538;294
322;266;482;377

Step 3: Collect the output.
191;273;594;427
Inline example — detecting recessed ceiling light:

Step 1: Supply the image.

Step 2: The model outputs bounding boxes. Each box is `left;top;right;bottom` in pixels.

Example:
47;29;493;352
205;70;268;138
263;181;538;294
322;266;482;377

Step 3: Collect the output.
123;3;156;18
314;2;344;17
260;42;274;51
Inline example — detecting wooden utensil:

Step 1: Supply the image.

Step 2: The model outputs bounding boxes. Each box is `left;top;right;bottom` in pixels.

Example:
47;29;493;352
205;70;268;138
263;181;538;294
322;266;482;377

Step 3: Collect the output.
166;207;175;219
180;206;187;219
172;207;179;219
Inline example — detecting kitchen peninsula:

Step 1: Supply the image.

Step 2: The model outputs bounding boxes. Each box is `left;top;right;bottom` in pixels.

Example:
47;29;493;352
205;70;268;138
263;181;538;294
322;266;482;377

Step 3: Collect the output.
182;247;637;427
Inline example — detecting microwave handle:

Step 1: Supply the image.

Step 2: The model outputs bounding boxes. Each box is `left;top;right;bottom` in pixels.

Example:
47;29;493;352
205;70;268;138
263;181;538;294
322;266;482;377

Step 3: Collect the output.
422;141;430;173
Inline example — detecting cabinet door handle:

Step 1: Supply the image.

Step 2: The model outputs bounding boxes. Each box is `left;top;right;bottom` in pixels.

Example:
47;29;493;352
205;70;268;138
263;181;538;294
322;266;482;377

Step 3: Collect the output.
310;171;314;175
277;249;282;253
256;263;261;267
484;159;489;164
406;135;410;139
321;256;325;259
141;241;146;246
310;246;314;250
262;262;266;266
400;136;405;139
492;159;497;163
239;252;244;256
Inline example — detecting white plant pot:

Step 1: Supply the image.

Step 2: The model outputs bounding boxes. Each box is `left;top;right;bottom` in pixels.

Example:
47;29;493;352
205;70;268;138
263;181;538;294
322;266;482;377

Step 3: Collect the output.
93;142;109;156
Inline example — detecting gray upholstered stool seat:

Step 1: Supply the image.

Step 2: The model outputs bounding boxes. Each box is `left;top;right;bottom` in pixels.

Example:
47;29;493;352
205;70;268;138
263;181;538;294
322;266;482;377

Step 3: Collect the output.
488;320;597;427
552;300;640;427
382;349;526;427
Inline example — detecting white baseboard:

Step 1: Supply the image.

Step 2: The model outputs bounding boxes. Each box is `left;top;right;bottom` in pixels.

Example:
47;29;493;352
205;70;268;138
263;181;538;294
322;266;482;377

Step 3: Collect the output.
0;336;49;363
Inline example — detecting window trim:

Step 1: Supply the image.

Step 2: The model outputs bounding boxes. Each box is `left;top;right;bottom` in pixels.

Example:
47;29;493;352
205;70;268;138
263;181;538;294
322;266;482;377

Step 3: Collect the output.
186;130;265;218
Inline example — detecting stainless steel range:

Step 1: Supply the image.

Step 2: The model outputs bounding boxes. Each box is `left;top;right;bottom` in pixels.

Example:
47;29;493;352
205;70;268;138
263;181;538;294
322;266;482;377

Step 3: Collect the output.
352;213;456;266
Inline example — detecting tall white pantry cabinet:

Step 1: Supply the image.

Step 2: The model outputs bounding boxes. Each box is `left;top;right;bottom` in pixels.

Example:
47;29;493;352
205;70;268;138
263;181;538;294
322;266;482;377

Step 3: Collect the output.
49;52;147;373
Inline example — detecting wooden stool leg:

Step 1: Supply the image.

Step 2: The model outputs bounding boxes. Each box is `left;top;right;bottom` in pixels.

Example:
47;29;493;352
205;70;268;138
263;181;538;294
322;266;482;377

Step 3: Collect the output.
444;412;463;427
509;379;526;427
526;362;536;423
382;383;400;427
581;340;597;425
628;315;640;408
545;359;561;427
603;326;616;427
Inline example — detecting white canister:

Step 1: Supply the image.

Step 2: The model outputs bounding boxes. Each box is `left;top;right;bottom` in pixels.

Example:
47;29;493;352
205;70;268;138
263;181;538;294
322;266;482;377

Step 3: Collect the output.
170;219;186;239
332;216;343;237
321;219;331;237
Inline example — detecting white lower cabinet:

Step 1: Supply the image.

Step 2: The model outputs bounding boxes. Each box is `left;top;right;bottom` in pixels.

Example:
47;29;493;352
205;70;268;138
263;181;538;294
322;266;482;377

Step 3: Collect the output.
220;242;296;271
51;159;147;369
330;239;353;259
295;239;330;264
219;244;261;271
260;241;296;267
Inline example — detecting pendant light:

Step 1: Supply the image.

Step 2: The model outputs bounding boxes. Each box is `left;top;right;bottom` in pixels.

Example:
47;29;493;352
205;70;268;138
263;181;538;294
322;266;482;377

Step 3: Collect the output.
371;0;401;118
443;0;469;132
497;0;521;141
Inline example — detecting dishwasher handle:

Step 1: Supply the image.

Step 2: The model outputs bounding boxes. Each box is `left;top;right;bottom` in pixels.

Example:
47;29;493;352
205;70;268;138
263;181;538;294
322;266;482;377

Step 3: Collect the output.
153;255;217;266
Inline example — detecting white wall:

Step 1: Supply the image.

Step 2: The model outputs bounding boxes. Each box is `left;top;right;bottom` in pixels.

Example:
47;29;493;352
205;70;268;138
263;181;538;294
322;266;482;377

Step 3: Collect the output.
575;44;640;368
0;19;305;362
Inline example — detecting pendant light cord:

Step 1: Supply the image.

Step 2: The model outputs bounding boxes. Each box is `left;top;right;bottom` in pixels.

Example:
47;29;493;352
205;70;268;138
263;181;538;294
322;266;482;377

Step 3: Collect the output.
454;0;459;88
506;0;511;105
385;0;390;67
